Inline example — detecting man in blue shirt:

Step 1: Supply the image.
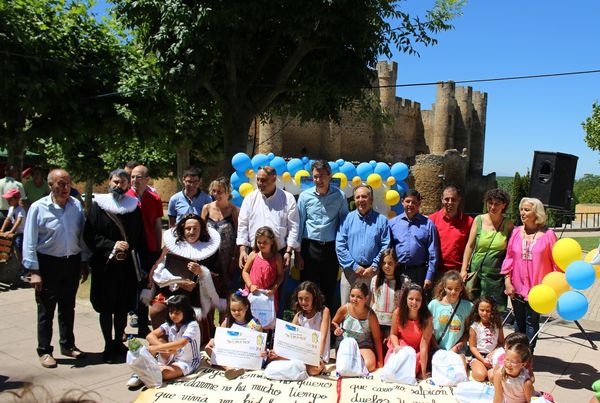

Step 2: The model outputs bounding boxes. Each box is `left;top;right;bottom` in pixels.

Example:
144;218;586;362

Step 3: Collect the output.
297;160;348;310
22;169;90;368
336;185;390;305
388;189;439;290
167;166;212;227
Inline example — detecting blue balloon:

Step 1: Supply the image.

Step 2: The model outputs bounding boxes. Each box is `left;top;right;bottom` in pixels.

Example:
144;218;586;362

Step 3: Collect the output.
392;202;404;215
356;162;374;180
251;154;269;171
287;158;304;176
391;162;409;181
336;159;345;166
374;162;392;180
301;156;309;164
397;181;409;196
267;152;275;161
304;159;315;171
231;152;252;173
230;171;248;190
269;156;288;175
339;162;357;179
369;160;377;168
557;291;588;321
328;161;340;174
565;261;596;290
231;190;243;207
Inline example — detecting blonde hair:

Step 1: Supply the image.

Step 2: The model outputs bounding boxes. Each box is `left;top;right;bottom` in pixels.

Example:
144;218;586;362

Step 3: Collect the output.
209;177;232;199
519;197;546;226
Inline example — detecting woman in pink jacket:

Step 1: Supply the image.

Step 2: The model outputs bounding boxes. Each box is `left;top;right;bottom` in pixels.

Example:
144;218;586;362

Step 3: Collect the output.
501;197;558;352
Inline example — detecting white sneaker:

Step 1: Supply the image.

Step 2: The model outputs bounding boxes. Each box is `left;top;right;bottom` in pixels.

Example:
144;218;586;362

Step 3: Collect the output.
126;374;143;389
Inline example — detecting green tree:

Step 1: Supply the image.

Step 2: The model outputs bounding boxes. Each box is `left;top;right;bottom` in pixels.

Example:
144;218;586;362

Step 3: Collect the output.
511;172;525;225
582;101;600;152
573;174;600;204
115;0;463;166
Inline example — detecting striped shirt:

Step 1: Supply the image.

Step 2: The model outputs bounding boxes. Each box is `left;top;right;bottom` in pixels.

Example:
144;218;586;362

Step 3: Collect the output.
160;320;201;372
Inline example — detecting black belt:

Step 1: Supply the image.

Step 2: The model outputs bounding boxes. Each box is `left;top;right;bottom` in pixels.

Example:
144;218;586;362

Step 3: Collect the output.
305;239;335;246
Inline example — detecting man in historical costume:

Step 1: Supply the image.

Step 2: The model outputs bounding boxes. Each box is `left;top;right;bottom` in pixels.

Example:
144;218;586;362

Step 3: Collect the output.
126;164;164;337
84;169;147;363
167;166;211;227
389;189;439;290
336;184;390;304
22;169;90;368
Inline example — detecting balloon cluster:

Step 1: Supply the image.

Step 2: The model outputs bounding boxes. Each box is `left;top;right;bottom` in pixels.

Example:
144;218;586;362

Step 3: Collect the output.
230;152;410;217
527;238;600;321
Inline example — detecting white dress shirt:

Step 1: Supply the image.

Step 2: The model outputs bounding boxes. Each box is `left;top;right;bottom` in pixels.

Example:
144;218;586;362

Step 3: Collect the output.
236;187;300;251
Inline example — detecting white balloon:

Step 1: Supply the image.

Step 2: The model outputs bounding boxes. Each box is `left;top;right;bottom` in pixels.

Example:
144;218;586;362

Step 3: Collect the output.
285;180;300;196
343;183;354;199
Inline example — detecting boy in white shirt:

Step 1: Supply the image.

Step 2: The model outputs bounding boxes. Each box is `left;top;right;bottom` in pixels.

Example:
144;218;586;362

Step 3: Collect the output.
1;188;26;273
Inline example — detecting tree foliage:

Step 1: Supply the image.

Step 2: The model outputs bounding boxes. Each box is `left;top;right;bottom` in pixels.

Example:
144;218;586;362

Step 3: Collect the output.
573;174;600;204
582;101;600;153
114;0;464;164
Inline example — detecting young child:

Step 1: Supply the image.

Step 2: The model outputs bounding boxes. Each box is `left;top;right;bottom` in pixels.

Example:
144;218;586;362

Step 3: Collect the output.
144;295;201;383
291;281;331;375
242;226;284;317
491;332;534;382
370;249;407;340
467;296;505;381
205;291;263;379
493;342;534;403
386;283;432;379
332;282;383;372
428;270;473;353
0;189;25;267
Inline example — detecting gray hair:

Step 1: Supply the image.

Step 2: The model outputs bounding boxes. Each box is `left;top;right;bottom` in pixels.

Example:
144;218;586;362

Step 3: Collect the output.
109;168;131;183
353;184;373;198
519;197;547;226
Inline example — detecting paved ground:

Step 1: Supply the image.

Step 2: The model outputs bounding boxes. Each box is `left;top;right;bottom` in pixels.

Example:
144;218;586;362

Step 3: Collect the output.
0;283;598;403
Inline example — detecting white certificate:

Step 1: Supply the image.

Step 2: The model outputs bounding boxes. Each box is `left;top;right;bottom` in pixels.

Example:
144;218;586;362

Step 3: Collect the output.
272;319;320;366
212;327;267;371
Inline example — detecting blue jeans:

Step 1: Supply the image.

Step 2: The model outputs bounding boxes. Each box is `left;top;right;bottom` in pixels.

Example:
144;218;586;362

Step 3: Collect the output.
511;296;540;351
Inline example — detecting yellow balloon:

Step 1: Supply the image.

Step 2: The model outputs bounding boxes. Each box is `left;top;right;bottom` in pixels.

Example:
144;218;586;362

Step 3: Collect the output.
294;169;310;186
281;172;291;182
552;238;582;271
351;176;362;186
386;176;396;186
245;168;255;178
366;173;382;189
332;172;348;189
527;284;557;314
384;190;400;206
238;182;254;197
541;272;570;297
387;210;397;219
584;248;600;278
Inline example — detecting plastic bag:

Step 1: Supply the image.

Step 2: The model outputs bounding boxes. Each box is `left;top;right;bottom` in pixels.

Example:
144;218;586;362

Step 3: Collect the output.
380;346;417;385
126;346;162;388
335;337;368;378
264;359;308;381
248;292;275;328
431;349;468;386
490;347;505;367
454;381;494;403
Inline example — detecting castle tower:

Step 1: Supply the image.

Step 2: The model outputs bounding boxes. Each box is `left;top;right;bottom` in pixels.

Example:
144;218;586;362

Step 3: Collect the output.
412;154;445;215
376;61;398;112
470;91;488;175
454;86;473;164
257;118;283;155
431;81;457;154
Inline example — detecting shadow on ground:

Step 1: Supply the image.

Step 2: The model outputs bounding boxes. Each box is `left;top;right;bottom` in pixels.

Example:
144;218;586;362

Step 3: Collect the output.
535;355;599;391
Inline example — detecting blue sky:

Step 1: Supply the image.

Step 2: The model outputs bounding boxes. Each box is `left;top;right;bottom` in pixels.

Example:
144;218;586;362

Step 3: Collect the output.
94;1;599;178
393;1;600;178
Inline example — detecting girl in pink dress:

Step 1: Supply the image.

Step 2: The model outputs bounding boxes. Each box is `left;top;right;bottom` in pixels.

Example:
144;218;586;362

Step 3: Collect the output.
385;283;432;378
242;226;284;314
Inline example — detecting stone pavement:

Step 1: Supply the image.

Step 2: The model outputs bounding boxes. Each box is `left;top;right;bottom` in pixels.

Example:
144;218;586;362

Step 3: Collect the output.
0;286;599;402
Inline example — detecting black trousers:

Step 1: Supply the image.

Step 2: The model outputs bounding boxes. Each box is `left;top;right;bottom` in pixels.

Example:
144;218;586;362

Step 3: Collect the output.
300;239;339;312
35;253;81;356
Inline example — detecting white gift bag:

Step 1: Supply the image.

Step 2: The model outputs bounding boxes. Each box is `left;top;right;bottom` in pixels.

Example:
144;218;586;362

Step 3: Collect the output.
335;338;368;378
126;346;163;388
264;359;308;381
431;349;468;386
454;381;494;403
380;346;417;385
248;292;275;328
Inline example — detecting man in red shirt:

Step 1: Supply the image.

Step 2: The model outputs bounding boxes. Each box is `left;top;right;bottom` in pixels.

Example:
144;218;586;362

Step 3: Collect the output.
429;185;473;279
126;164;164;336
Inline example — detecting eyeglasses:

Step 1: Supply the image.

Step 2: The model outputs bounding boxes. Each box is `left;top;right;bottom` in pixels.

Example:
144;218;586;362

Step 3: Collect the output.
503;359;525;366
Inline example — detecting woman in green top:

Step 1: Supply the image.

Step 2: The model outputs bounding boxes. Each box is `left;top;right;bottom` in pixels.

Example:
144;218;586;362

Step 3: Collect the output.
460;189;514;311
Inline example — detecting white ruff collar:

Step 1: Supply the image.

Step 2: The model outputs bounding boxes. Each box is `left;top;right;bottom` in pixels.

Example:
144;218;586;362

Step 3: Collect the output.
163;227;221;261
94;193;138;214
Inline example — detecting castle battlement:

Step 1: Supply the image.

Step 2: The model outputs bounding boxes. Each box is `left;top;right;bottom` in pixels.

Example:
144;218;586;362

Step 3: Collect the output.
394;97;420;115
455;86;473;101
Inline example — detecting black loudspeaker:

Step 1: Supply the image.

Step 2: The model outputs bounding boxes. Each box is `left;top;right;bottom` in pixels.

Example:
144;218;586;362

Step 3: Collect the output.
529;151;578;210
